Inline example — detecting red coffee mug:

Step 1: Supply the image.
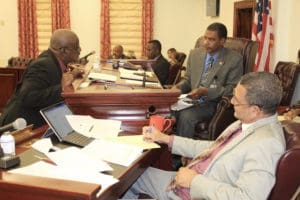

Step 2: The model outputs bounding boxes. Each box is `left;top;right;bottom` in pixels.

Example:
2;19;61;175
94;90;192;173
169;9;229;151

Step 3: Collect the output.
149;115;173;132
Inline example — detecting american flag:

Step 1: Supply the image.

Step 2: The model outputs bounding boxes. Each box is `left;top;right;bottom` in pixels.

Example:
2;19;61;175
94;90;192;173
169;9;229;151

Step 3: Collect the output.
252;0;274;72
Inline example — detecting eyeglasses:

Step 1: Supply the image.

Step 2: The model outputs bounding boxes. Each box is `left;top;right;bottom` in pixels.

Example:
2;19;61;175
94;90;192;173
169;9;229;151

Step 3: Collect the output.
55;46;81;53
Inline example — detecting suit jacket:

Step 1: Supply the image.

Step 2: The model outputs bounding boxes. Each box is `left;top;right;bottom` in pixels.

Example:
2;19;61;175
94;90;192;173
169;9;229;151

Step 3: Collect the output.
172;114;286;200
176;47;243;101
152;55;170;85
0;49;64;129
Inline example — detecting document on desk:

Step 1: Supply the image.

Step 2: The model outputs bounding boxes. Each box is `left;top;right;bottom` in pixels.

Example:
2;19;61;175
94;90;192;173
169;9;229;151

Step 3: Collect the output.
46;146;113;172
66;115;121;138
82;139;143;167
119;68;153;81
103;135;160;150
9;161;119;196
88;72;117;82
171;94;195;111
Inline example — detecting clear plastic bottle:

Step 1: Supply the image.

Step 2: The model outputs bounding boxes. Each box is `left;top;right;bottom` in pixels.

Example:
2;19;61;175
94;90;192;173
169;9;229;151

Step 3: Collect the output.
0;132;15;157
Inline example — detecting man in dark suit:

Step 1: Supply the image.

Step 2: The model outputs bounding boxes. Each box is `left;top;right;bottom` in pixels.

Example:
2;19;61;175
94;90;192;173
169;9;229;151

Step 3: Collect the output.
146;40;170;85
173;22;243;139
0;29;84;129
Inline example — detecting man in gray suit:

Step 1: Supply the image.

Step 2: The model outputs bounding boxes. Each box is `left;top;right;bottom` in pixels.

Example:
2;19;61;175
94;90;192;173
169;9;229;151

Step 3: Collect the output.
173;22;243;138
122;72;285;200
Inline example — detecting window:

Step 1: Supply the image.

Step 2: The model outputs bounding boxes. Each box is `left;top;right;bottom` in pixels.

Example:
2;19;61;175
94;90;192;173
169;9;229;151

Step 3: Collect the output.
36;0;52;53
109;0;142;58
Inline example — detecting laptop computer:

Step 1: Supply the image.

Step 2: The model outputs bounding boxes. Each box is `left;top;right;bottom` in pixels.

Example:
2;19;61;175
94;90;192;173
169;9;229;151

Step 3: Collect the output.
40;101;94;147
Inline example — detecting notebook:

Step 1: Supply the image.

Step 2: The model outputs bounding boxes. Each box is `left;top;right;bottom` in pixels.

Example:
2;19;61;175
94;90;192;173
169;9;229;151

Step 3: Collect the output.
40;101;94;147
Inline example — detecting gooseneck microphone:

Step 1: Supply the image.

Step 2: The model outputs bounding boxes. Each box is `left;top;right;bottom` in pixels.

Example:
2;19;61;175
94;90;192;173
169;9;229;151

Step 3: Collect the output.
80;50;96;60
78;51;96;65
0;118;27;134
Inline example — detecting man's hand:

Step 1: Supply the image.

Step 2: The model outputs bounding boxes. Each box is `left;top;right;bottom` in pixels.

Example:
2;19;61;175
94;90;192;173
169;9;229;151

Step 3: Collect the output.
142;126;170;144
188;87;208;99
167;167;197;191
61;67;85;89
175;167;198;188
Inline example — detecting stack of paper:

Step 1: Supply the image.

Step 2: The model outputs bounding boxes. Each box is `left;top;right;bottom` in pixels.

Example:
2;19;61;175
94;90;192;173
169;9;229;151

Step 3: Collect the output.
171;94;195;111
9;161;118;197
119;68;153;81
82;139;144;167
88;72;117;82
66;115;121;138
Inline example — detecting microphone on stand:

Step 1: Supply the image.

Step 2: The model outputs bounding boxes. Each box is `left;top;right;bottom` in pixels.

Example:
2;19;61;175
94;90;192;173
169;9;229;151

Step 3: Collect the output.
78;50;96;65
0;118;27;135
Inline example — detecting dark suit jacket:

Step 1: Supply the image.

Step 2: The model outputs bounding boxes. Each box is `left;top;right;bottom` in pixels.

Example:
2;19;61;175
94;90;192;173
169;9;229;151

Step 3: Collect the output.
0;49;64;129
152;55;170;85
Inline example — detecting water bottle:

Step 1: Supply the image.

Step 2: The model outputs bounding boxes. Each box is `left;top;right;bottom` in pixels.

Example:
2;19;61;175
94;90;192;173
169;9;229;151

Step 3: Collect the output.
0;132;15;157
93;55;100;69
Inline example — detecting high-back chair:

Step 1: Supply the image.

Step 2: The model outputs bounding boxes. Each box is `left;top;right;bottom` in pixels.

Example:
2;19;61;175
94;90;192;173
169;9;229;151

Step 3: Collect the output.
195;36;259;74
268;120;300;200
274;61;300;106
8;56;33;67
193;37;259;140
164;52;187;87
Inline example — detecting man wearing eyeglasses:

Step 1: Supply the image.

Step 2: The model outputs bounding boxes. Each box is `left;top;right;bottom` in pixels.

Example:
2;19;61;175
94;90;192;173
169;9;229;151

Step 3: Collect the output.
122;72;285;200
0;29;84;129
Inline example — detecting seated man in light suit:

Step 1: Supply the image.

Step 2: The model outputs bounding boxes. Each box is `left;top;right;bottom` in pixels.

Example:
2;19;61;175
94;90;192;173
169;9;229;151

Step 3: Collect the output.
173;22;243;139
122;72;285;200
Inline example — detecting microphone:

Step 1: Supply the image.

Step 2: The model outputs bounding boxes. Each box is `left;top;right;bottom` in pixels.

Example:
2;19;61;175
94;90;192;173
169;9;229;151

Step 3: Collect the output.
79;51;96;65
0;118;27;134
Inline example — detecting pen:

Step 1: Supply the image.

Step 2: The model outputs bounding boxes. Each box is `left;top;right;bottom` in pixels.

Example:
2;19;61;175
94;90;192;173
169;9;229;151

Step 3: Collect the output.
148;124;154;133
89;125;94;132
34;155;56;165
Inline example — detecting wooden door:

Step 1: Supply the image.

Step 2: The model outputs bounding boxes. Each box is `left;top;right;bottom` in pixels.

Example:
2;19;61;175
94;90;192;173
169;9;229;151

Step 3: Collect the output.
233;0;255;39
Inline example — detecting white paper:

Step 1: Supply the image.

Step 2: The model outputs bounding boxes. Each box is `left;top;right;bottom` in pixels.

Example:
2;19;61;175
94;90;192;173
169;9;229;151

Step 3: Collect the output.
46;146;113;172
119;68;153;81
82;139;143;167
31;138;54;154
171;94;194;111
9;161;118;197
103;135;160;150
66;115;121;138
88;72;117;82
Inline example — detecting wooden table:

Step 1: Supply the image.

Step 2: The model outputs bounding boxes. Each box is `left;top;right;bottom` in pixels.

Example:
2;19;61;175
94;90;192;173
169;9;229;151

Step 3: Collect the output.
0;125;164;200
63;64;180;133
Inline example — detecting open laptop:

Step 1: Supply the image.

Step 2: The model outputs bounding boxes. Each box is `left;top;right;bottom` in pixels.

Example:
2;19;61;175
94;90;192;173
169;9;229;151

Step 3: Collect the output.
40;101;94;147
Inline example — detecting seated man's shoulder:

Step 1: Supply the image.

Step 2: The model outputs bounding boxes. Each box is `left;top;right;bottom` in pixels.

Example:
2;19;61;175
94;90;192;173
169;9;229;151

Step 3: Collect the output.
224;47;243;58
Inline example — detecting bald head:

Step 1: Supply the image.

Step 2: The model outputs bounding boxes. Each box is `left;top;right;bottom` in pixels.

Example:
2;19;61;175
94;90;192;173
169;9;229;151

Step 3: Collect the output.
50;29;79;50
49;29;81;65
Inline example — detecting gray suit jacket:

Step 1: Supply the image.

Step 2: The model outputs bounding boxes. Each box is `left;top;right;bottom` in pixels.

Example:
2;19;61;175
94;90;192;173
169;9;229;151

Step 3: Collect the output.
172;114;286;200
176;47;243;101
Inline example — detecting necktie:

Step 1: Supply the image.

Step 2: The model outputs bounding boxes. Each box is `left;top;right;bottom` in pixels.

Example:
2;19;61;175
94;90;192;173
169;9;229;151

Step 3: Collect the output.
187;125;242;168
201;56;214;83
167;124;242;194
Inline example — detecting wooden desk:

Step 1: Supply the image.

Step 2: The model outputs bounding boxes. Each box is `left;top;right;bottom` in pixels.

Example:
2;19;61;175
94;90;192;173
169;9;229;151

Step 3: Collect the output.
63;65;181;133
0;125;163;200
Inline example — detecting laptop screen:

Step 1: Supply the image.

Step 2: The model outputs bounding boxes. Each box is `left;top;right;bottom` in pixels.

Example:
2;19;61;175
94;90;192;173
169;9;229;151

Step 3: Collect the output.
40;102;74;139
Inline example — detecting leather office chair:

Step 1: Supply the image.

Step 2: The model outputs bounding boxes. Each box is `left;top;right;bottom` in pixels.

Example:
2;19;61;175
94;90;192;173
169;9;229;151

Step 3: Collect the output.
164;52;186;87
268;120;300;200
194;37;258;140
8;56;33;67
274;61;300;106
195;36;259;74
